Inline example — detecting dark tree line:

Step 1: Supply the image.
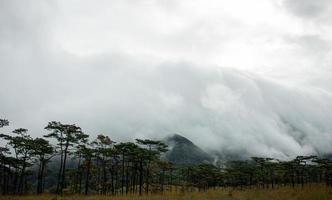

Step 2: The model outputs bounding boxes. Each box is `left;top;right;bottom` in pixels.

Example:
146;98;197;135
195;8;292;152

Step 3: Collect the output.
1;119;332;196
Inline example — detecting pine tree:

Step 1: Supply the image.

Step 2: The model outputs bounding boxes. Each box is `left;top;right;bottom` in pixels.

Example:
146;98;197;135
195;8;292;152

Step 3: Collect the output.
32;138;54;194
44;121;89;194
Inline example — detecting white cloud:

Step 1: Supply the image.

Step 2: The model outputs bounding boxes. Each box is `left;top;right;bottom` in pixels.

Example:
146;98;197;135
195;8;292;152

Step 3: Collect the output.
1;0;332;159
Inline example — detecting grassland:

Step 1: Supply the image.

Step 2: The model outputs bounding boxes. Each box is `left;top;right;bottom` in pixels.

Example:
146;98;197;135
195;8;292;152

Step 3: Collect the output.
1;184;331;200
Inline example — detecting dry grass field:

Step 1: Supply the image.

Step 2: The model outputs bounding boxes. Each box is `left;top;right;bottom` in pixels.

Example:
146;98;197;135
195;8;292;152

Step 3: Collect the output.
1;184;331;200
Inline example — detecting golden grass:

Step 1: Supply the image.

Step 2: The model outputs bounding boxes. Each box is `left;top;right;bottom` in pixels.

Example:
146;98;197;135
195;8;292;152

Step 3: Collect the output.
1;184;331;200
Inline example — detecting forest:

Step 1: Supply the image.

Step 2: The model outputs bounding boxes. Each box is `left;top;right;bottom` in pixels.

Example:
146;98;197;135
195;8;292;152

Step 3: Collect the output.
0;118;332;198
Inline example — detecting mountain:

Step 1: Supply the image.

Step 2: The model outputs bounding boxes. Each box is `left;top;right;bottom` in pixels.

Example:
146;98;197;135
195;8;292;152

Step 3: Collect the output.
163;134;214;165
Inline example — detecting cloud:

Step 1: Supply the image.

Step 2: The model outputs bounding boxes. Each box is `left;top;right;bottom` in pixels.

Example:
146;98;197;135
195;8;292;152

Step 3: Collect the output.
283;0;331;19
2;51;332;159
1;0;332;159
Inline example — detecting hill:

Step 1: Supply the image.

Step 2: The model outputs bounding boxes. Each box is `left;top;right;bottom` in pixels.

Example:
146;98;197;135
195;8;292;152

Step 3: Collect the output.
163;134;214;165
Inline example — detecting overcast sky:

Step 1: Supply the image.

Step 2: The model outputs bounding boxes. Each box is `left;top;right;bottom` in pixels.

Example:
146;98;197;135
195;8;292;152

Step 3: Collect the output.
1;0;332;159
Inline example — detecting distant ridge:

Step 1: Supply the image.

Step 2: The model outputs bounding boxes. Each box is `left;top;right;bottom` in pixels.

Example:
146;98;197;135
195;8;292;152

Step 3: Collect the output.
163;134;213;165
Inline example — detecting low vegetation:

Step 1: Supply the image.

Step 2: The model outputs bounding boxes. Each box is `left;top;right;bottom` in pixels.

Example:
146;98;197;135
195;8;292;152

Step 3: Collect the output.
0;185;331;200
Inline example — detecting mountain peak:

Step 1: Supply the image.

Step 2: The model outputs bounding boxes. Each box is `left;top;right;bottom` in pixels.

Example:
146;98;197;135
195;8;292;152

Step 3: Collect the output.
163;134;213;165
165;133;194;145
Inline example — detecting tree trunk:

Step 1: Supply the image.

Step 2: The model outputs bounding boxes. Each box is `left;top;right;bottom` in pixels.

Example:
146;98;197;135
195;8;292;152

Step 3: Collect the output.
125;162;129;195
146;161;150;194
102;159;107;195
37;159;43;194
110;167;114;195
139;160;143;196
121;153;125;195
56;142;64;194
60;142;69;194
18;155;27;194
85;158;91;195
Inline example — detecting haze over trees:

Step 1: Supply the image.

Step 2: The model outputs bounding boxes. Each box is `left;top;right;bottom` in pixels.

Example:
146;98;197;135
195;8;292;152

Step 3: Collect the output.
0;118;332;196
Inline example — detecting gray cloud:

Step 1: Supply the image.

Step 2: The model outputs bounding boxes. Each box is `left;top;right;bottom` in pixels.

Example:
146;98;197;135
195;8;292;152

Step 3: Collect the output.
291;35;330;52
1;0;332;159
2;52;332;159
283;0;331;19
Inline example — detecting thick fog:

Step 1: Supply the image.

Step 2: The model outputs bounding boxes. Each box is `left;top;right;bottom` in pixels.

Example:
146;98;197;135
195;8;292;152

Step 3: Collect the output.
1;0;332;159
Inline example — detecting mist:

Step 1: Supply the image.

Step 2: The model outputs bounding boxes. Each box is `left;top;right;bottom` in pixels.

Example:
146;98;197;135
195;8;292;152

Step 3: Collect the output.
1;0;332;159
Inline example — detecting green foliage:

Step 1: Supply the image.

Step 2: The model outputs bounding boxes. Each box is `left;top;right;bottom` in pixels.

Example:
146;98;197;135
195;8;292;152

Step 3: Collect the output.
0;119;9;128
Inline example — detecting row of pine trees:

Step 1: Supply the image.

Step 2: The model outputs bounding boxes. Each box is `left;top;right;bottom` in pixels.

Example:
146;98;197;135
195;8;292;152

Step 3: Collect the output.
0;119;332;196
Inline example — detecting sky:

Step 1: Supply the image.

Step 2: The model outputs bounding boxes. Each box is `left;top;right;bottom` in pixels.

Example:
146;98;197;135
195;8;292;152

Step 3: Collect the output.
1;0;332;159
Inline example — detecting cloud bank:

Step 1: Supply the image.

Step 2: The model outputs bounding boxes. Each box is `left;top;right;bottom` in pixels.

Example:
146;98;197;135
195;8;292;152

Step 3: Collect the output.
1;0;332;159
